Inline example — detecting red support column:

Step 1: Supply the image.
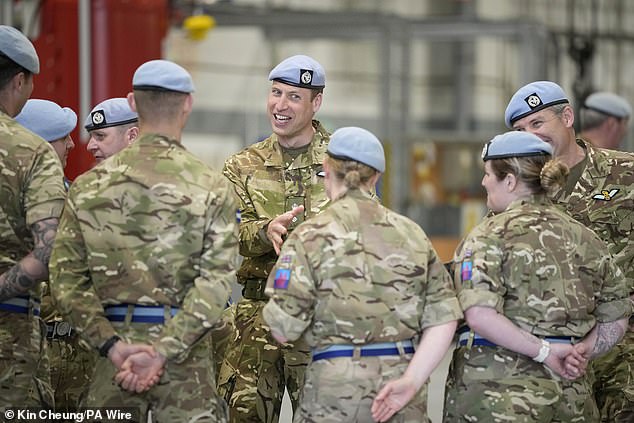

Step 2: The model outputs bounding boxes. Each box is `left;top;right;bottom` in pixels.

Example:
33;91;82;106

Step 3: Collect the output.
32;0;168;181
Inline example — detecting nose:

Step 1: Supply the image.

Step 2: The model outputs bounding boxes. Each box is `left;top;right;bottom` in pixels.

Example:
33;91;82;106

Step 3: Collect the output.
275;96;288;110
87;137;97;152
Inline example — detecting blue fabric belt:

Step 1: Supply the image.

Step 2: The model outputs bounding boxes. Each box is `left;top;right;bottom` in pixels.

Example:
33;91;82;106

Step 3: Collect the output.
104;304;179;324
312;340;415;362
0;295;40;316
457;328;578;347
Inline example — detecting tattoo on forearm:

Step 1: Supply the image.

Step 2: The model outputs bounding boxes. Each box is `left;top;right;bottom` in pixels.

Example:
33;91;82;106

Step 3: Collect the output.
0;218;58;301
592;321;625;358
31;218;57;265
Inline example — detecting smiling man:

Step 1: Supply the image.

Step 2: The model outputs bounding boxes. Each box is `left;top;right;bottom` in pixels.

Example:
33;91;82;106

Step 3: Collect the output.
220;54;331;423
505;80;634;423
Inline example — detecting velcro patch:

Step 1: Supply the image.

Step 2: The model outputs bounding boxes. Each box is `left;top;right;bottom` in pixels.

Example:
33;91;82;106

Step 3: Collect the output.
274;269;291;289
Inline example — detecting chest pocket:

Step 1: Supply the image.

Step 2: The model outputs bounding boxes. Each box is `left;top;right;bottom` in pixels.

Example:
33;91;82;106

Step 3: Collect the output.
586;200;633;255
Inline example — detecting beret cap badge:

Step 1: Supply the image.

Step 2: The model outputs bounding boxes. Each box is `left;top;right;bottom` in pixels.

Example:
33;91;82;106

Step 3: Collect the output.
91;110;105;126
525;94;543;109
300;69;313;85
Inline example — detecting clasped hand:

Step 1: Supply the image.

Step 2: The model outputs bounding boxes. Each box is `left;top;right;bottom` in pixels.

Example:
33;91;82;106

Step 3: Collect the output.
545;341;590;380
109;341;166;393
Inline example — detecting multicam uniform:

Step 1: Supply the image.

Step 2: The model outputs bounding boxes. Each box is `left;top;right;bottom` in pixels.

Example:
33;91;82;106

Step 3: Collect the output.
219;120;330;422
263;189;462;423
552;139;634;423
0;111;65;408
443;195;632;422
40;283;95;411
49;134;238;422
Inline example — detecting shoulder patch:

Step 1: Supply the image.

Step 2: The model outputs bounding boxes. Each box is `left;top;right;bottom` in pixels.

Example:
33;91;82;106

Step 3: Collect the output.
461;249;473;282
592;188;619;201
273;269;291;289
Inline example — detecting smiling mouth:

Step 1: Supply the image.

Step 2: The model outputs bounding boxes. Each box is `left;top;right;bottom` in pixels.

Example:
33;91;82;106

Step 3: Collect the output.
274;114;291;122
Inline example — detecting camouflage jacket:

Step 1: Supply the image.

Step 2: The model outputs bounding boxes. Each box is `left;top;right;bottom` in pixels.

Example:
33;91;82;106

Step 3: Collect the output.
222;120;330;282
49;134;239;362
263;189;463;348
454;194;631;338
551;139;634;293
0;111;65;298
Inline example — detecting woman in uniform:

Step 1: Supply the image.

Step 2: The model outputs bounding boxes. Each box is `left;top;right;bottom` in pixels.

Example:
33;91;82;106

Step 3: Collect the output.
262;126;462;422
439;131;631;422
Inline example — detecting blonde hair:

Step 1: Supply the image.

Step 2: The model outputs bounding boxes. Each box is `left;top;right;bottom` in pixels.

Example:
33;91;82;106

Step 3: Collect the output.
325;155;379;190
489;155;568;195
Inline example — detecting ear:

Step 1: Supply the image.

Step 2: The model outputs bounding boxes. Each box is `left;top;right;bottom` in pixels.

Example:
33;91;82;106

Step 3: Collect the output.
561;105;575;128
312;92;323;114
183;93;193;114
127;92;137;112
506;173;518;192
12;71;26;90
126;126;139;144
322;157;330;175
370;172;382;187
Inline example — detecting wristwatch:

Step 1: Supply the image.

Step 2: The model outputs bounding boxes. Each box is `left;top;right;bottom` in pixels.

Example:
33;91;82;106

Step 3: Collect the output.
99;335;121;357
533;339;551;363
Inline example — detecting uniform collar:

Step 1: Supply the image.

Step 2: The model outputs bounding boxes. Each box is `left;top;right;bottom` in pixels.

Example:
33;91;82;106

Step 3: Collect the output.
506;193;550;211
264;120;329;167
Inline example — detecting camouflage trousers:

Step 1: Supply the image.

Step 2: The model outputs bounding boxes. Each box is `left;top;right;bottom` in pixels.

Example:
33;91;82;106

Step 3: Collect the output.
47;331;96;411
211;305;237;386
86;324;227;423
443;345;598;422
591;329;634;423
0;311;54;409
217;298;310;423
295;353;427;423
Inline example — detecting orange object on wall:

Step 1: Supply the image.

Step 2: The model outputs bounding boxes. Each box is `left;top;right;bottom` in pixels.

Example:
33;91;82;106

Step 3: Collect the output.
32;0;168;181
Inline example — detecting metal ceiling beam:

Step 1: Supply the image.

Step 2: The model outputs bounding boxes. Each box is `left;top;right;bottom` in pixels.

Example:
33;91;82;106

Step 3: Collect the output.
199;3;546;41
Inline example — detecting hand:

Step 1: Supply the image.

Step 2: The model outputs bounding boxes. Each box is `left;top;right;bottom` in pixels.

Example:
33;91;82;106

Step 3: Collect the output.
565;342;590;376
543;343;586;380
108;340;157;369
266;205;304;254
371;376;418;422
115;350;166;393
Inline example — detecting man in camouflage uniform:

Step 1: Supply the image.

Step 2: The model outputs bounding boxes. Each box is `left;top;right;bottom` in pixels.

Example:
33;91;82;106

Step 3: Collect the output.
219;54;330;422
579;91;631;151
49;59;238;422
505;81;634;423
263;127;462;423
443;131;631;422
85;97;139;163
0;26;65;409
16;99;97;412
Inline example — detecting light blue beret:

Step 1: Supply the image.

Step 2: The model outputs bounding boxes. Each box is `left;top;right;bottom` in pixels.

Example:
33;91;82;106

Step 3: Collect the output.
584;92;632;119
505;81;569;128
327;127;385;172
132;59;194;93
0;25;39;74
84;97;138;130
15;99;76;142
482;131;553;162
268;55;325;89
